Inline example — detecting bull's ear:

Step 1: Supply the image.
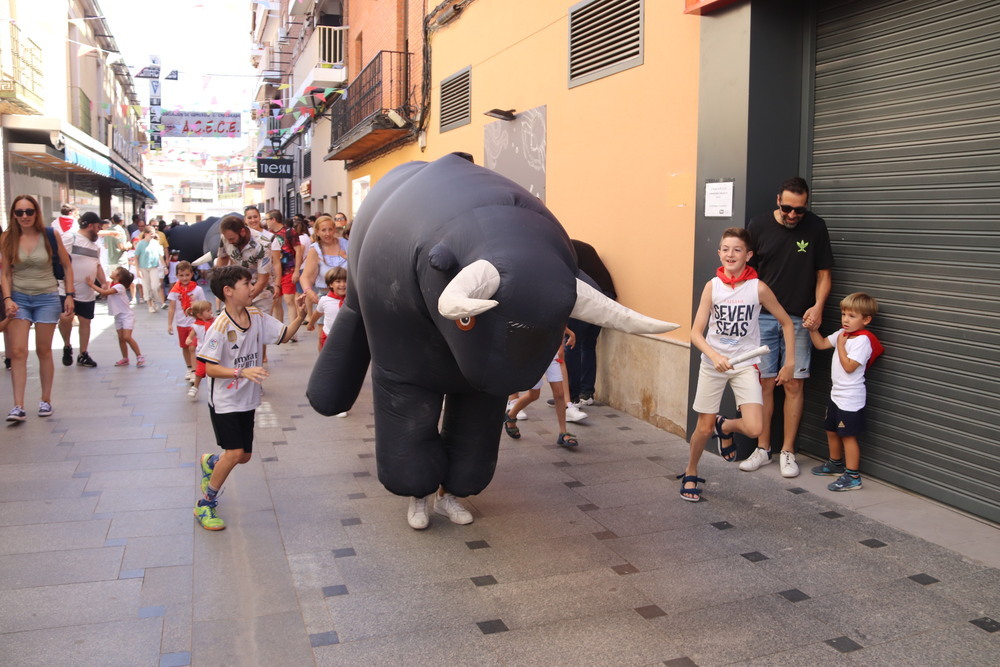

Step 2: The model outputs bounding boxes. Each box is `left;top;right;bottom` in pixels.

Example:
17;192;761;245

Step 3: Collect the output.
429;243;457;271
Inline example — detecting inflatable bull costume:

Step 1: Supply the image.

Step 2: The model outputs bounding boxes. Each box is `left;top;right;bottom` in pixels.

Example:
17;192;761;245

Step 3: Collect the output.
308;153;677;505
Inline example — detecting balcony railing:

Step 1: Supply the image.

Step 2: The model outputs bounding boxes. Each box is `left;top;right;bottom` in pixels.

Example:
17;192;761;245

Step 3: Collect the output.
0;22;43;114
317;26;345;66
329;50;411;156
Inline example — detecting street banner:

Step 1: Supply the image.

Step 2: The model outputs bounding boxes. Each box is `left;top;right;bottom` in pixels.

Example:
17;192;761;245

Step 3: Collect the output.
161;112;242;138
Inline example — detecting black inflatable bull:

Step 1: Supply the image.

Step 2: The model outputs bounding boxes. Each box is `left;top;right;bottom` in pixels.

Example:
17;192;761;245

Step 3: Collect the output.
307;153;677;499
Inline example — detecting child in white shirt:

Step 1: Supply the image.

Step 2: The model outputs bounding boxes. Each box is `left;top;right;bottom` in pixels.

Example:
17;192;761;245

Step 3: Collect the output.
87;267;144;367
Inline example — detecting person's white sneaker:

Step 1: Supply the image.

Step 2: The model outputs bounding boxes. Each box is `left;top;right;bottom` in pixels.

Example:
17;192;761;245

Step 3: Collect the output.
739;447;771;472
506;400;528;420
187;385;199;399
336;411;349;418
407;496;429;530
779;451;800;478
434;493;474;524
565;404;588;423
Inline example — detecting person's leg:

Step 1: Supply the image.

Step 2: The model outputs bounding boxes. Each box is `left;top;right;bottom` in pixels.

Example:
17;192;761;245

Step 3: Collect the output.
755;313;781;453
681;413;716;500
550;380;568;434
780;378;804;453
759;377;777;452
117;329;129;360
78;317;92;354
208;448;252;491
33;322;57;404
508;388;540;417
58;312;73;348
580;325;600;400
727;403;763;439
272;291;285;323
123;331;141;356
7;318;31;408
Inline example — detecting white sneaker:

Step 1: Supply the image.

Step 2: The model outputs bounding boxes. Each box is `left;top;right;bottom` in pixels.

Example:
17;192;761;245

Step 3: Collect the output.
336;411;349;418
187;385;199;399
565;404;588;423
506;400;528;420
407;496;429;530
434;493;474;525
184;370;194;384
739;447;771;472
779;451;800;478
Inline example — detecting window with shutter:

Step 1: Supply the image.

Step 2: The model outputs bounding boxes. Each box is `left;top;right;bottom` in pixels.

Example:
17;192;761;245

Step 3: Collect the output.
440;67;471;132
568;0;644;88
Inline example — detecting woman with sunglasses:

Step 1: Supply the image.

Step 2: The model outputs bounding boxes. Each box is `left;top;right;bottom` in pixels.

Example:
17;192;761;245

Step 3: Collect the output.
1;195;75;422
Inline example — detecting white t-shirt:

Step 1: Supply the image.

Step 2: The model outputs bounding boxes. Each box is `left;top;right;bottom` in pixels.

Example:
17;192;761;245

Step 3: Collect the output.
827;330;872;412
167;284;206;328
316;294;343;335
197;306;286;413
107;283;131;317
703;277;762;369
61;231;102;301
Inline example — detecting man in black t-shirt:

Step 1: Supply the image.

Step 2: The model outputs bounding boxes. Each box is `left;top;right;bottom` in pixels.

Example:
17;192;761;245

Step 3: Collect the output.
742;177;834;478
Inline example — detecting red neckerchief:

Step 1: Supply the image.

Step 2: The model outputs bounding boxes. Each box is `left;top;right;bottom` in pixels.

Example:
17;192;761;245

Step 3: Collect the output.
170;280;197;312
845;329;884;369
327;291;345;309
716;265;758;287
194;316;215;331
57;216;75;232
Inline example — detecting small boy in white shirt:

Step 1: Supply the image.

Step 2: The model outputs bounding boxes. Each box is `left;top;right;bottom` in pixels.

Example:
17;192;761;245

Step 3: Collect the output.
306;267;346;350
808;292;883;491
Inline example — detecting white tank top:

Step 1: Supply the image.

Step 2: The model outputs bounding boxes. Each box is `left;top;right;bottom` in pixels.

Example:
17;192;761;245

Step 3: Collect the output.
703;277;761;368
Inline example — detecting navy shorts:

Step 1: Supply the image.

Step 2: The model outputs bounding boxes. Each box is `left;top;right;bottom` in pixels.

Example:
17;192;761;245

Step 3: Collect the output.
824;400;866;437
208;405;256;453
69;299;96;320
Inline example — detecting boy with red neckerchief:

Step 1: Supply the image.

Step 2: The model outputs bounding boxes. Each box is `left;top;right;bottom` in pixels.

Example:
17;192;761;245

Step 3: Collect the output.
167;261;205;384
809;292;882;491
680;228;797;502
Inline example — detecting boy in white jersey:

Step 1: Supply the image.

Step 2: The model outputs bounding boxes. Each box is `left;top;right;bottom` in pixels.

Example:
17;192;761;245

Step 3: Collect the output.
808;292;882;492
193;265;306;530
680;228;796;501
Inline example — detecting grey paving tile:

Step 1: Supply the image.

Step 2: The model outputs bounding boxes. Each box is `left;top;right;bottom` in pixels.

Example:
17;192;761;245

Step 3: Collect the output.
83;466;192;491
0;496;98;526
325;578;498;642
140;565;193;607
841;621;1000;666
73;451;183;473
108;508;193;539
122;534;194;570
756;542;912;597
797;577;976;645
650;593;833;664
0;617;163;665
95;485;193;512
0;519;111;555
475;567;649;629
486;609;683;665
314;624;502;666
928;567;1000;617
0;546;124;590
190;610;314;666
606;523;747;570
0;579;142;633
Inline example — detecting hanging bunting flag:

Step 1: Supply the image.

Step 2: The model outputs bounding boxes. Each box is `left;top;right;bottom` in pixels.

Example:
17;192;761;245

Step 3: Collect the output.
165;70;179;80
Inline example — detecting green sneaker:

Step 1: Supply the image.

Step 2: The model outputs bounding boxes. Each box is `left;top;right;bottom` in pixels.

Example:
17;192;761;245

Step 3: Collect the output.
194;500;225;530
199;454;215;496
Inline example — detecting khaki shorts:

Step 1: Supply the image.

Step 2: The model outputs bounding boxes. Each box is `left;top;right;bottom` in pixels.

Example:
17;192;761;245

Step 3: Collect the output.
692;363;762;414
252;289;273;314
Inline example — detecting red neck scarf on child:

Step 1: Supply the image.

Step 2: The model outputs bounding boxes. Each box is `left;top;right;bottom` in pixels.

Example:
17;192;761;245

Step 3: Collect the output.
170;280;197;312
716;265;758;287
845;329;884;369
327;291;345;308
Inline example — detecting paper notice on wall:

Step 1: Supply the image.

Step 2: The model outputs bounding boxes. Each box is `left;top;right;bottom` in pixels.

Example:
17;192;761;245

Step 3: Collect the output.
705;180;734;218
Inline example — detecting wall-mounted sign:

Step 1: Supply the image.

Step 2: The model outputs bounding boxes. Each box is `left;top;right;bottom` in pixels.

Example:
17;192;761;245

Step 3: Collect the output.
705;179;735;218
257;158;293;179
161;112;242;138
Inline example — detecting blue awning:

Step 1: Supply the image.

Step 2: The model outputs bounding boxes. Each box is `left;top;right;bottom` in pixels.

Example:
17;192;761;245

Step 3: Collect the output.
64;147;112;178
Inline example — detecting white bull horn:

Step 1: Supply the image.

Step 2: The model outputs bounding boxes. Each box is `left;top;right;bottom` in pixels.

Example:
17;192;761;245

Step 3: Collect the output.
570;279;680;334
438;259;501;319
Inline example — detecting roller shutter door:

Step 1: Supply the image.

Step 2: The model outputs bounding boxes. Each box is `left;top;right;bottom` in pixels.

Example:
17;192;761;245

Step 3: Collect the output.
806;0;1000;521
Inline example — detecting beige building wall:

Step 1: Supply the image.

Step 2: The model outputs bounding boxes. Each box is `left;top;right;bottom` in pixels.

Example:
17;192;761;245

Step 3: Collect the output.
347;1;700;434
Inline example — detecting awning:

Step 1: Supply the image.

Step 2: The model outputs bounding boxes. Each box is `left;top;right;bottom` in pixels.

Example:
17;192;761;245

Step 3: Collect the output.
7;142;155;201
65;146;113;178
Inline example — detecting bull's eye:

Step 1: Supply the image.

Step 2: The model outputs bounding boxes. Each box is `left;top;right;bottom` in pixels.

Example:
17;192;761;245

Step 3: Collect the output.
456;316;476;331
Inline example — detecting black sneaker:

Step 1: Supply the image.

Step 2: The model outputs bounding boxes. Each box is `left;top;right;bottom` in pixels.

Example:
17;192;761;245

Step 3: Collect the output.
77;352;97;368
62;345;73;366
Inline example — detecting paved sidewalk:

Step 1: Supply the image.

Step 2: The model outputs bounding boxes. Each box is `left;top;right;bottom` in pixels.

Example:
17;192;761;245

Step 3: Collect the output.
1;305;998;666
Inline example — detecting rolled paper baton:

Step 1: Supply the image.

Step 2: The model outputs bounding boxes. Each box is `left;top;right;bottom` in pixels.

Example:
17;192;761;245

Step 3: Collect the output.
727;345;770;367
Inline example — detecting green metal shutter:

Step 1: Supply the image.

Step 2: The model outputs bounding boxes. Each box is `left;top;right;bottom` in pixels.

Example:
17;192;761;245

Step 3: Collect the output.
806;0;1000;522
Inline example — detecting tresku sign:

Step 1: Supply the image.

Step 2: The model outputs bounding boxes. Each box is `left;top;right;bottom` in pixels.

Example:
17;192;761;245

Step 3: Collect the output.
257;158;294;179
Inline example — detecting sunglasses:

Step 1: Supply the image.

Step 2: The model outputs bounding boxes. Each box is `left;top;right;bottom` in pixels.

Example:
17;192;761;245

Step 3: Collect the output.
13;208;36;217
778;204;807;215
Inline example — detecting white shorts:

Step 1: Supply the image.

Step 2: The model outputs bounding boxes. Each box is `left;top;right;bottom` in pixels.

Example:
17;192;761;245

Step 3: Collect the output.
531;357;564;390
114;312;135;331
692;363;762;414
252;289;274;314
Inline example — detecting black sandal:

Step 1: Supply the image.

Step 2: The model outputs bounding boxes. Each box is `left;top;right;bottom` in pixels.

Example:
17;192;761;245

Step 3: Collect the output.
503;412;521;439
714;416;737;462
557;432;578;448
676;473;705;502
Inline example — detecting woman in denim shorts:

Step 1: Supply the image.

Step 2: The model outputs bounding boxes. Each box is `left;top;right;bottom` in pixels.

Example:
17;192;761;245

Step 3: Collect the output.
1;195;75;422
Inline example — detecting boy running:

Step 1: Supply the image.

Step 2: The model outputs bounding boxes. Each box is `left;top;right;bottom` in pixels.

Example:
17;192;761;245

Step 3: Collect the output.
681;228;796;501
194;266;307;530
